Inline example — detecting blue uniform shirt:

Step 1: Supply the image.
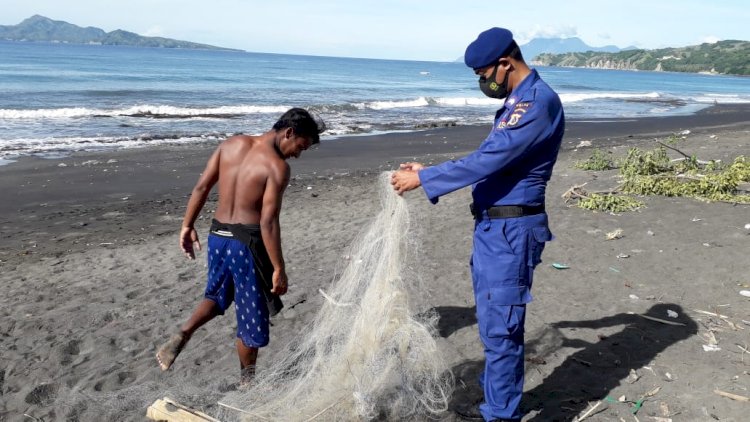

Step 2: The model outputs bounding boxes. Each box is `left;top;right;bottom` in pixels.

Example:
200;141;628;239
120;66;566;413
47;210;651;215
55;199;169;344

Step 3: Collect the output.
419;69;564;208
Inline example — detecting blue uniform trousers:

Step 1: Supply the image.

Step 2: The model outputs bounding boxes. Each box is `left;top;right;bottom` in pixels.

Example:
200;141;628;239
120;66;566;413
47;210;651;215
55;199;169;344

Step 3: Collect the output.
471;213;551;421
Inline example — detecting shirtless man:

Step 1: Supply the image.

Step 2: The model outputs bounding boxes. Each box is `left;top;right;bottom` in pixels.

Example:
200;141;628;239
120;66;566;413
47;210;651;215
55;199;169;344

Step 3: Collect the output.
156;108;324;383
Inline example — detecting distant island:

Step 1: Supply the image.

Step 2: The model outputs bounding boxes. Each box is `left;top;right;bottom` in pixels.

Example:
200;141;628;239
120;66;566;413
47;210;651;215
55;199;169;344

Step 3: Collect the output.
0;15;242;51
456;36;750;76
532;40;750;76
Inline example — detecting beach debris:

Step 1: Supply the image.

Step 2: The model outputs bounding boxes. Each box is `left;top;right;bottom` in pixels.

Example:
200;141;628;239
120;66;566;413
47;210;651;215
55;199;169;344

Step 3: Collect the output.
629;294;640;300
58;162;67;167
652;418;672;422
617;395;627;402
617;253;630;259
738;290;750;297
713;389;750;402
147;397;220;421
626;368;641;384
552;262;570;270
575;401;602;421
306;186;313;190
610;267;620;273
107;159;118;164
81;159;101;166
691;217;702;222
679;130;691;136
628;386;662;416
122;196;129;200
693;309;730;319
576;140;592;148
744;223;750;230
525;356;546;365
667;310;679;318
647;230;655;236
700;329;719;348
628;312;686;326
645;386;662;398
606;229;624;240
573;357;592;366
702;344;721;352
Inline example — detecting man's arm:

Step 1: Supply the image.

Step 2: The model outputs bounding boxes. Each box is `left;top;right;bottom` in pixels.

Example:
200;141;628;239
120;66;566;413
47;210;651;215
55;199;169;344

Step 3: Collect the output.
180;147;221;259
419;101;562;203
260;162;290;295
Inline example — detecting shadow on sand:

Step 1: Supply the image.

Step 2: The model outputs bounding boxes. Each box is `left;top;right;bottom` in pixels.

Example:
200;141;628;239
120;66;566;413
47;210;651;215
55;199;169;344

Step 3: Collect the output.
437;303;698;421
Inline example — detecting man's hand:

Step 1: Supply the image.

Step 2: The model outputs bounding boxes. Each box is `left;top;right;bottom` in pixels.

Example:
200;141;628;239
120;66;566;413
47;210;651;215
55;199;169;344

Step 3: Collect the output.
391;163;424;195
271;269;288;295
399;162;425;172
179;226;201;260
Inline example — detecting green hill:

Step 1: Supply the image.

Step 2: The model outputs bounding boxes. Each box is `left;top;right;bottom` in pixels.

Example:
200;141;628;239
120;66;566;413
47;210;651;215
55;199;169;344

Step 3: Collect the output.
533;40;750;76
0;15;241;51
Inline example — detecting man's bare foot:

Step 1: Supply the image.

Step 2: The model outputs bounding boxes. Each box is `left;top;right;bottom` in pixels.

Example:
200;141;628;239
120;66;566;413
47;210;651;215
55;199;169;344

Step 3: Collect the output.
156;332;189;371
239;364;256;389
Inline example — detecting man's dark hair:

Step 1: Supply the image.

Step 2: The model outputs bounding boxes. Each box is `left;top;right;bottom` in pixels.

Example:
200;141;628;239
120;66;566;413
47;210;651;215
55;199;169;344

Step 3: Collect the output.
506;41;524;62
272;108;326;144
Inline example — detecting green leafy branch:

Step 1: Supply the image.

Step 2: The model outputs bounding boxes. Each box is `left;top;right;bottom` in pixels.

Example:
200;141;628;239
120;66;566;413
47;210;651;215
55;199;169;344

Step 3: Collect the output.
566;136;750;212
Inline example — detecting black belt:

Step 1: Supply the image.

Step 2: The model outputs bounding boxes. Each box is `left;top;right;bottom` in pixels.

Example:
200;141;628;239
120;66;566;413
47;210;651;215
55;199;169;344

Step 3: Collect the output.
470;203;545;219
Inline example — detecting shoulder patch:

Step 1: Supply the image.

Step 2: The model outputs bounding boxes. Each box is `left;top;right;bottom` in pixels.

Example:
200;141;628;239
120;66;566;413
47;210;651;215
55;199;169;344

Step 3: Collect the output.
505;101;533;127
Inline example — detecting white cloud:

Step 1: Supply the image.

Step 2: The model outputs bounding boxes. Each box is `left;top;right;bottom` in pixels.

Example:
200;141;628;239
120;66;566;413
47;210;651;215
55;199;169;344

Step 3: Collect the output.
701;35;720;44
516;25;578;44
142;26;165;37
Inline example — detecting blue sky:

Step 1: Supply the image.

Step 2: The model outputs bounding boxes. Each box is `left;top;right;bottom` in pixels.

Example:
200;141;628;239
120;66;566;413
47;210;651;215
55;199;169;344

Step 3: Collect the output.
2;0;749;61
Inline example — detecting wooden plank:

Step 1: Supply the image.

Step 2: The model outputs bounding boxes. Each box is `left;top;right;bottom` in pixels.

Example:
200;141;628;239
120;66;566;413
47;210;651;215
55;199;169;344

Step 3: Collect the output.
146;397;220;422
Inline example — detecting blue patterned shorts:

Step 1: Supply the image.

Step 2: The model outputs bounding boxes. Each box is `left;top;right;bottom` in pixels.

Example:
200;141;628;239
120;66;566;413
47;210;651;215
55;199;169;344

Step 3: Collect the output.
205;234;270;348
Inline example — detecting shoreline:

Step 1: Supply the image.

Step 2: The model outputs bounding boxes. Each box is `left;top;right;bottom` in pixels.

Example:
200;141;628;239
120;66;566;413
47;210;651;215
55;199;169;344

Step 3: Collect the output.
2;103;750;267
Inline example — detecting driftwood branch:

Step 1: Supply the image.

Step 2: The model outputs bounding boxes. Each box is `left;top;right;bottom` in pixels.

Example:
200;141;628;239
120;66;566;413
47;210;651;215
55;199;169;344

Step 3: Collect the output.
655;140;713;165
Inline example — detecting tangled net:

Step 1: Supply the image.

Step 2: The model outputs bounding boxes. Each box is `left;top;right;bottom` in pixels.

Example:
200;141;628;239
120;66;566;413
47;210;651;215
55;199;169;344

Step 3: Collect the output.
217;172;453;421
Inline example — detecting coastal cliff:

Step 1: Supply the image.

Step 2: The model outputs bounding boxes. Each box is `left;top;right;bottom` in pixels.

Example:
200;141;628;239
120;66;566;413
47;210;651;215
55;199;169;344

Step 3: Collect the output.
533;40;750;75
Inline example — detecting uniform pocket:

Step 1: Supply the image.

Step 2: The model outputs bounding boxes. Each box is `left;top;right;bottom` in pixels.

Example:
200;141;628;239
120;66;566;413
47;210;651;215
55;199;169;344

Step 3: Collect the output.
485;303;526;338
527;226;553;268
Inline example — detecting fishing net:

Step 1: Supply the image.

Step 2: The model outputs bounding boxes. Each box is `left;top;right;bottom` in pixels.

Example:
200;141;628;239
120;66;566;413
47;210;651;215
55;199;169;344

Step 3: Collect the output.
217;172;453;421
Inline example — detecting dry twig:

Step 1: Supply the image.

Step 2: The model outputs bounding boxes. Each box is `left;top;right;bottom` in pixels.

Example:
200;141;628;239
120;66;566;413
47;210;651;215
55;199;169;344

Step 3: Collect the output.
713;389;750;402
575;401;602;422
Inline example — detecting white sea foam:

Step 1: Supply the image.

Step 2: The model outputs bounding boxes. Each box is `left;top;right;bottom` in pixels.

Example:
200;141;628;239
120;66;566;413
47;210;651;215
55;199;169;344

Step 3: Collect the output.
434;97;499;107
358;97;430;110
692;94;750;104
559;92;661;103
0;104;290;119
0;134;222;159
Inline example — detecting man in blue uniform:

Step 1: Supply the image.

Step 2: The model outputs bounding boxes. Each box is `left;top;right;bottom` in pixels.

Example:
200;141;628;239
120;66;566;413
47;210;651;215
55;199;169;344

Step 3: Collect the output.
391;27;564;421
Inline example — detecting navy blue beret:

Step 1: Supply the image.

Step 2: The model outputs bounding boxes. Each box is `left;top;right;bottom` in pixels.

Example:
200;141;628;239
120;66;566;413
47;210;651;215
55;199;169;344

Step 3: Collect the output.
464;27;515;70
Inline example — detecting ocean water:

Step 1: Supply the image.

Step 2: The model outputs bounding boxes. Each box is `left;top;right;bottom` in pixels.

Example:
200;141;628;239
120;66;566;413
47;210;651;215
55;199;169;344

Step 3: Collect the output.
2;41;750;162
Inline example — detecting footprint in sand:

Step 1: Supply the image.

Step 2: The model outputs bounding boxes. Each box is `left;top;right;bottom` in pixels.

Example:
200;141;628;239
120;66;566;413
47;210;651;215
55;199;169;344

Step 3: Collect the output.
25;383;58;406
59;339;81;366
